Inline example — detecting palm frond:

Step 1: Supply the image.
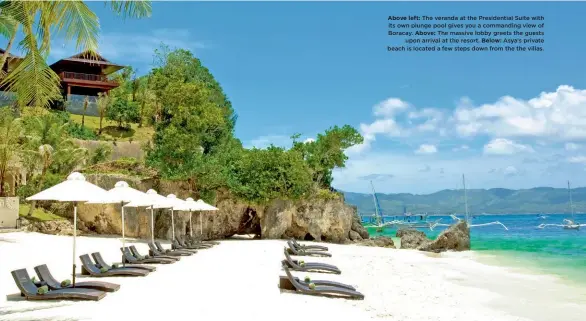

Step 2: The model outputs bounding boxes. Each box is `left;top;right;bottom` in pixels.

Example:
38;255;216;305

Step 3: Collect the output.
51;0;99;54
108;0;152;19
0;11;17;38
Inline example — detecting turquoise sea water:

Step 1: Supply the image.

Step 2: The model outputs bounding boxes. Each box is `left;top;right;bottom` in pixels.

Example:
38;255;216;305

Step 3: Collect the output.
367;214;586;285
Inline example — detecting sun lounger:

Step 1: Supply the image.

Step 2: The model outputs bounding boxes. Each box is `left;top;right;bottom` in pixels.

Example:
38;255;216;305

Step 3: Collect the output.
129;245;180;262
278;262;354;290
121;247;175;264
149;242;192;257
179;236;213;249
287;240;332;257
155;241;194;256
186;235;220;246
290;238;329;251
279;266;364;300
281;248;341;274
171;239;199;252
12;269;107;301
80;254;149;277
91;252;157;272
34;264;120;292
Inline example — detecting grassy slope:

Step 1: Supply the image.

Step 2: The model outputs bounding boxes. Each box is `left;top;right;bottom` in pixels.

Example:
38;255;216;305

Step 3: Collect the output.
69;114;154;142
19;204;65;221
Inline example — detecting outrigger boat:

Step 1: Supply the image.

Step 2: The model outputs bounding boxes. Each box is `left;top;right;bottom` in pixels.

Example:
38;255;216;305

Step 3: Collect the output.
538;181;583;230
362;181;442;231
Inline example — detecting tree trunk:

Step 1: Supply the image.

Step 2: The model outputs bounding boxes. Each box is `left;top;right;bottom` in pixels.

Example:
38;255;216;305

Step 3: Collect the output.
99;113;103;134
0;25;18;75
0;168;5;197
28;167;48;216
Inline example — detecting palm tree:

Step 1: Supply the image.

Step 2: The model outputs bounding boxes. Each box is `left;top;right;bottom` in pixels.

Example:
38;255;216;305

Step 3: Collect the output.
81;95;89;127
0;1;151;109
0;110;22;196
96;92;111;134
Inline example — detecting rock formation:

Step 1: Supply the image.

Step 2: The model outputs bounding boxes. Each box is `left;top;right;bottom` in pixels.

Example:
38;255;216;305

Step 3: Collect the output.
417;221;470;252
357;236;395;248
32;173;369;244
396;228;429;249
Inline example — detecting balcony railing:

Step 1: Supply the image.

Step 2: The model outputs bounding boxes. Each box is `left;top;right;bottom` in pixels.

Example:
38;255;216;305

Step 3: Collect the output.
60;71;118;85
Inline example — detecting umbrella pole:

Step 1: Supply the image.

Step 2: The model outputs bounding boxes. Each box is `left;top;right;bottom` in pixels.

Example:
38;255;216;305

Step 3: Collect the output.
189;211;193;238
72;203;77;287
199;211;203;236
151;206;154;244
171;209;175;241
121;202;126;266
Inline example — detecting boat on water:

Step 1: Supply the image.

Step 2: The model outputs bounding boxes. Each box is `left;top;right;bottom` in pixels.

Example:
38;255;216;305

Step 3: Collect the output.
362;181;441;231
438;174;509;230
538;181;583;230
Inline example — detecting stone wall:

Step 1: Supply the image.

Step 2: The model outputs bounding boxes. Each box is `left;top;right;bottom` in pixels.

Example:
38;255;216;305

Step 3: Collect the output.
0;197;19;228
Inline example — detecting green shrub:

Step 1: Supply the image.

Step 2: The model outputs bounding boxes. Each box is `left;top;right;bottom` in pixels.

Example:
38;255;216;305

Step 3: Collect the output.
67;122;98;140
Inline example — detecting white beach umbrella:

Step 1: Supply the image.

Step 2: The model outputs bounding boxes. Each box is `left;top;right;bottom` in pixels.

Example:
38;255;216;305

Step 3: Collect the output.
87;181;151;252
183;197;205;237
124;189;172;244
153;194;188;241
195;199;218;237
26;172;111;287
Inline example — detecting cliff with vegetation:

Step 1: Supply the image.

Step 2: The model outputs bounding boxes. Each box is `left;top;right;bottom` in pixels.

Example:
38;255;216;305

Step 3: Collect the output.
3;45;368;243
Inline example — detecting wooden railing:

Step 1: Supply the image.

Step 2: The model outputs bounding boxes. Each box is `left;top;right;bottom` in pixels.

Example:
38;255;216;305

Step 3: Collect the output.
60;71;117;84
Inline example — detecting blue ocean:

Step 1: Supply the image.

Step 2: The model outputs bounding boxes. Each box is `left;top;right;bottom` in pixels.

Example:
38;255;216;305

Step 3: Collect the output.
367;214;586;285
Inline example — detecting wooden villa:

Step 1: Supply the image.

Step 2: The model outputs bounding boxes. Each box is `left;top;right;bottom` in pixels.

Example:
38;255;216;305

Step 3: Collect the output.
0;50;125;105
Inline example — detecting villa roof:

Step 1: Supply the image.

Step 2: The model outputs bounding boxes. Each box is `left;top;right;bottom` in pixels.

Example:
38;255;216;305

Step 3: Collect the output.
49;50;125;74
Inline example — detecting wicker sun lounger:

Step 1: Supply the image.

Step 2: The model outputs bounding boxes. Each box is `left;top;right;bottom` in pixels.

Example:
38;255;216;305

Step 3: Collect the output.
290;238;329;251
149;242;192;257
34;264;120;292
171;239;199;252
80;254;149;277
91;252;157;272
12;269;107;301
279;266;364;300
121;247;175;264
178;236;212;249
287;240;332;257
155;241;194;256
278;263;354;290
282;248;341;274
130;245;180;262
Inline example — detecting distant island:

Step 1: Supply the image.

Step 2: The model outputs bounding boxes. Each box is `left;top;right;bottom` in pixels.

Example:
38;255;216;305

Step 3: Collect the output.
342;187;586;215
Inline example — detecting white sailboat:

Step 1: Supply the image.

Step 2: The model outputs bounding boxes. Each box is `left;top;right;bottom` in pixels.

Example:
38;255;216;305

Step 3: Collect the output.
441;174;509;230
538;181;583;230
363;181;441;231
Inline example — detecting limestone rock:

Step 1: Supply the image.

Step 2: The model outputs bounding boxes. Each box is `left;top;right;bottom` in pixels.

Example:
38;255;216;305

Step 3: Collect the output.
348;230;363;241
358;236;395;248
23;218;76;236
351;210;369;240
396;228;429;249
418;221;470;253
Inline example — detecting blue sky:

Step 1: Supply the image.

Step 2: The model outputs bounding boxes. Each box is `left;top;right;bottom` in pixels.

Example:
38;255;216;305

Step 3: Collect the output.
6;2;586;194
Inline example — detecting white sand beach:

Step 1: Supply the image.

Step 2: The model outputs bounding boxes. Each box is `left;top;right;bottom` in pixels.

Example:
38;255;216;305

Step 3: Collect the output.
1;232;585;321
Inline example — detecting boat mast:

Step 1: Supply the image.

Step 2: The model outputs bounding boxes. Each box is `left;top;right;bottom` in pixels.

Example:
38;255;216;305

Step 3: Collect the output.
463;174;469;223
568;181;575;220
370;181;381;226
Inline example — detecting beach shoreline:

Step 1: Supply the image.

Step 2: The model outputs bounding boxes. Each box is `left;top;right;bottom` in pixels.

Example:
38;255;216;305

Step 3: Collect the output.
1;232;585;321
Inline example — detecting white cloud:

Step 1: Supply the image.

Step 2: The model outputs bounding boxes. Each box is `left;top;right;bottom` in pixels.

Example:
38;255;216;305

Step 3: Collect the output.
373;98;410;117
567;156;586;164
415;144;437;154
483;138;534;155
452;145;470;152
303;138;315;143
454;85;586;140
50;29;207;68
565;142;581;151
245;135;291;149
